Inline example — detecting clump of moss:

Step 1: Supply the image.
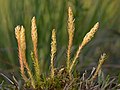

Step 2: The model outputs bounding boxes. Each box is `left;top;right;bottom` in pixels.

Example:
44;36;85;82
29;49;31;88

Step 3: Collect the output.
1;6;119;90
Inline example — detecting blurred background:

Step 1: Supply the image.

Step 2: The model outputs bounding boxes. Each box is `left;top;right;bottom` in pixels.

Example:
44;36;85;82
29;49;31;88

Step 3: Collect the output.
0;0;120;81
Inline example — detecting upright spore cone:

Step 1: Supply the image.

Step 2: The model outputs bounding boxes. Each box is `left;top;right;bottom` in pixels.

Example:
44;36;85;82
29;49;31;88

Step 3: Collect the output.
81;22;99;47
15;26;21;40
31;17;38;47
20;26;26;51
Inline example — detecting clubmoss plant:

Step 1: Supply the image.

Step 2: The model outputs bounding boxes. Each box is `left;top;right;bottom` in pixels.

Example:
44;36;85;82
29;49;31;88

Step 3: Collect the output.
91;53;107;80
15;26;35;88
67;7;75;75
69;22;99;73
31;17;41;84
13;6;119;89
15;26;28;82
50;29;57;79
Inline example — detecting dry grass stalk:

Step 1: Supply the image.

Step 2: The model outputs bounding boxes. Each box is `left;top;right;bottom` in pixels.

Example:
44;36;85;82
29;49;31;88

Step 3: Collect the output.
69;22;99;73
15;26;35;88
15;26;28;81
31;17;40;82
67;7;75;72
91;53;106;80
50;29;57;79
